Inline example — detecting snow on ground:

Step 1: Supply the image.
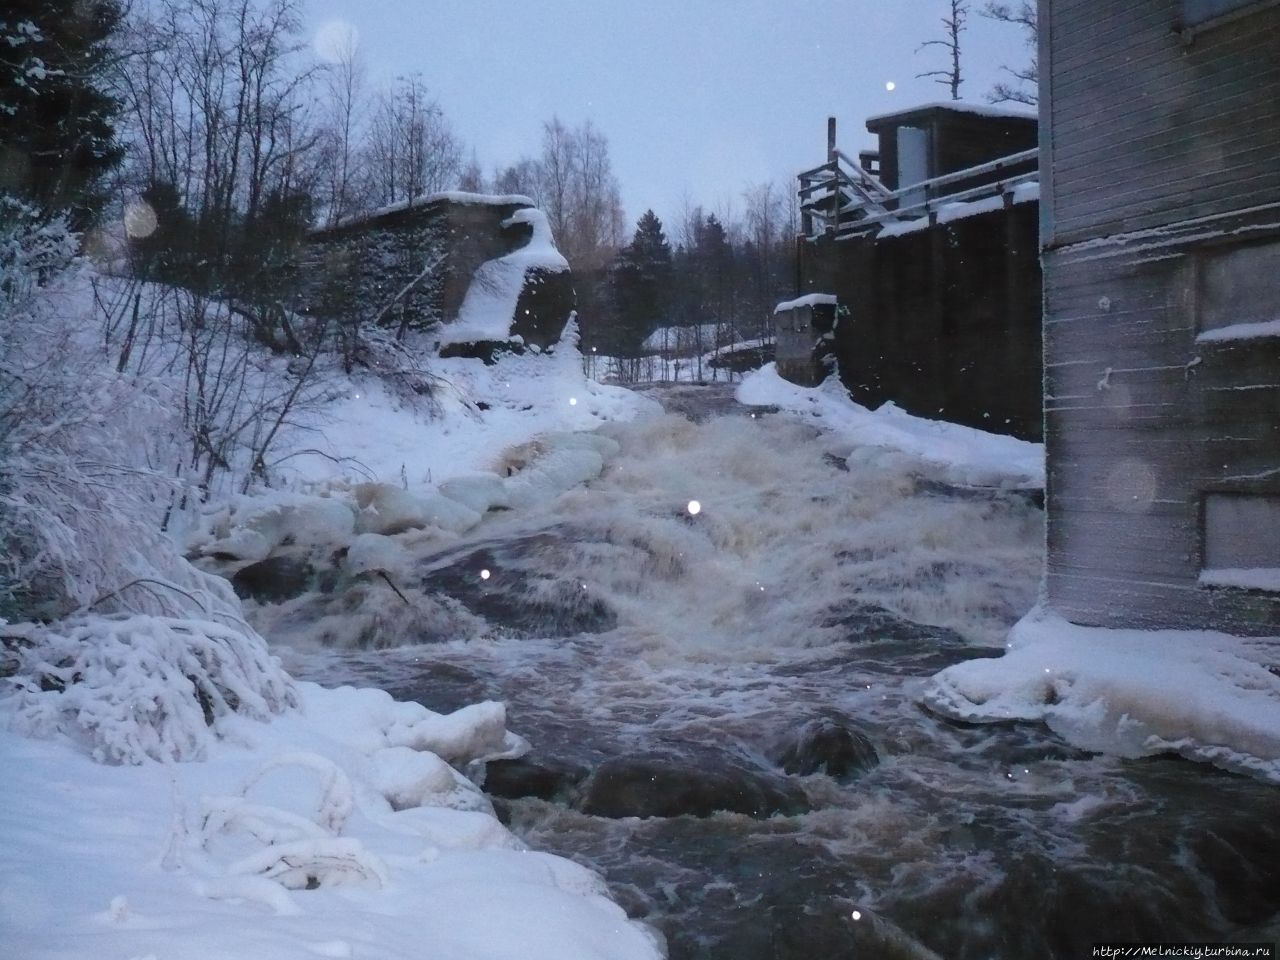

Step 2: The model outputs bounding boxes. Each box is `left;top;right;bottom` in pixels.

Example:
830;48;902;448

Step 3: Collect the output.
922;607;1280;784
277;324;655;492
736;363;1043;489
0;682;662;960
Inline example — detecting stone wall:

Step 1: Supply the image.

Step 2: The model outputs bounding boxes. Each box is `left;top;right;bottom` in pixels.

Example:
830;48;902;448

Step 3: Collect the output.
301;193;574;350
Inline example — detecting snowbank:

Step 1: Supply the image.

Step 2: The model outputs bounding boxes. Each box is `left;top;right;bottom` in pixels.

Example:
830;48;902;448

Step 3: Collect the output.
0;681;663;959
922;607;1280;783
278;324;657;491
736;363;1043;489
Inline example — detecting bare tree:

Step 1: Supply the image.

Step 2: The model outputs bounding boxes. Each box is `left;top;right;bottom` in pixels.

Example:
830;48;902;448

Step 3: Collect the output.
917;0;969;101
117;0;317;275
491;157;541;197
364;74;462;206
531;116;623;269
981;1;1038;105
316;24;366;222
457;151;485;192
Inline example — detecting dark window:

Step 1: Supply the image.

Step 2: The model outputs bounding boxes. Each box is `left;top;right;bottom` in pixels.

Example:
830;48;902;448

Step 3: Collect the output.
1202;494;1280;591
1196;241;1280;337
1183;0;1278;27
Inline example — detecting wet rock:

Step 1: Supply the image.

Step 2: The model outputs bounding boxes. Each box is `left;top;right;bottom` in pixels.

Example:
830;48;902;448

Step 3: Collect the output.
231;554;315;603
774;718;878;781
483;756;589;802
425;541;617;637
577;755;809;820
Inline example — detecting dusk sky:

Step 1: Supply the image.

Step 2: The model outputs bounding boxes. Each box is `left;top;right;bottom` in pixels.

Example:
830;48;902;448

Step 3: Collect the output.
302;0;1037;230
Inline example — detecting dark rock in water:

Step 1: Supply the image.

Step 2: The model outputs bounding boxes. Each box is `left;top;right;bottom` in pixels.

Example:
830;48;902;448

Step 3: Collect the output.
774;718;878;781
578;755;809;820
231;554;314;602
484;756;589;802
424;540;617;637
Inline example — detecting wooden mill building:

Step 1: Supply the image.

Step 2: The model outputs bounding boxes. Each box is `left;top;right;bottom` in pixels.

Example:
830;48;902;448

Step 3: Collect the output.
792;102;1043;440
1040;0;1280;633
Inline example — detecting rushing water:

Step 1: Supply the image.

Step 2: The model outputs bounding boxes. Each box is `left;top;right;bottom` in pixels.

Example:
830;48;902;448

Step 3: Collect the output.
257;384;1280;959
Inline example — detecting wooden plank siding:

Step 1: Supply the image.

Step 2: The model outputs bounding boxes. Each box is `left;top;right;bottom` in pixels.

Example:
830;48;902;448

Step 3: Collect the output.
1041;0;1280;633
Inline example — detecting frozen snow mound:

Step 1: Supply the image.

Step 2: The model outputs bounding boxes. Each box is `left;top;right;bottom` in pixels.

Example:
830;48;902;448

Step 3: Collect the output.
501;431;620;508
922;607;1280;783
191;492;357;563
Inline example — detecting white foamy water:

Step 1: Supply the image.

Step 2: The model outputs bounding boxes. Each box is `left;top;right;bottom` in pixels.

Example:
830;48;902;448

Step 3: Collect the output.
260;406;1041;660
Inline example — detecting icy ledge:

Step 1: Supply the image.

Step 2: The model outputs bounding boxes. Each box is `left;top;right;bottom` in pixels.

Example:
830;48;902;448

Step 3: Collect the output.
921;607;1280;784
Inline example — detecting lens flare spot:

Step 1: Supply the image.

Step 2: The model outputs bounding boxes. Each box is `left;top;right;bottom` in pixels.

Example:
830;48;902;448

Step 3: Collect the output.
687;500;701;516
314;19;359;63
123;200;157;239
851;910;863;921
480;569;491;581
569;397;578;406
885;81;896;91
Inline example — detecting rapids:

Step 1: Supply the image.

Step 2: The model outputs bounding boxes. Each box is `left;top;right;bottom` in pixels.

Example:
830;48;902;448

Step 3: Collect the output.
259;383;1280;959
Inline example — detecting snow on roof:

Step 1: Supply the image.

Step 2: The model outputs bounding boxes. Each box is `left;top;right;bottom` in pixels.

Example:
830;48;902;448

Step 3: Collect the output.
441;208;569;346
874;181;1039;239
866;100;1038;127
314;191;536;234
923;606;1280;784
775;294;838;314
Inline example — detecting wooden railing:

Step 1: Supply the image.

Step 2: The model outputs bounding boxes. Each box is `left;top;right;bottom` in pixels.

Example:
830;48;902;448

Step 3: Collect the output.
800;146;1039;239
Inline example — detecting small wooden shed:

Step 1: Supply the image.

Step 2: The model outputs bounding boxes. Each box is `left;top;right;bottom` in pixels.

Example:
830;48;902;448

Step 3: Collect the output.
773;294;838;387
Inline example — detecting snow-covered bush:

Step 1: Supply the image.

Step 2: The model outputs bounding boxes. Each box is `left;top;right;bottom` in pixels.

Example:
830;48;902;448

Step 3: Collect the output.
0;201;184;620
1;200;296;760
1;614;294;763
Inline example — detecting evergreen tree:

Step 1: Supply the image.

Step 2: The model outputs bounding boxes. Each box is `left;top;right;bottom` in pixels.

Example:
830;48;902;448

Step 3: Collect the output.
609;209;672;356
0;0;124;227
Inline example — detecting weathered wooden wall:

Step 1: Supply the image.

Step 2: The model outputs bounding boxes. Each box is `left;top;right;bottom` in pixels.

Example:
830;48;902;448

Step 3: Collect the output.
800;201;1043;441
1042;0;1280;633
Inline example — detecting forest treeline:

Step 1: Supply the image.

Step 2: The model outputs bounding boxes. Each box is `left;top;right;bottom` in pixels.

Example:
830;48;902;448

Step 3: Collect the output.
2;0;802;367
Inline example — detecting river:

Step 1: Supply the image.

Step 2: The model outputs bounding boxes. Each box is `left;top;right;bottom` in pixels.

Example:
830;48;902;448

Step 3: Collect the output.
253;383;1280;959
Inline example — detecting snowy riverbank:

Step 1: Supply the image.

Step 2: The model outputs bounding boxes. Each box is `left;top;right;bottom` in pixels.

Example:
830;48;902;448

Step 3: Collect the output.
0;320;666;960
0;682;663;960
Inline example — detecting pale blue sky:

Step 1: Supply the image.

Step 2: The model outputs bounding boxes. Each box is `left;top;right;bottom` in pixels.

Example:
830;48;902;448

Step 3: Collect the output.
303;0;1036;230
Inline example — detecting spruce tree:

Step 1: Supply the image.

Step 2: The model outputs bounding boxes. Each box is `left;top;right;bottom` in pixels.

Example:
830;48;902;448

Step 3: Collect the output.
0;0;124;227
610;209;672;356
